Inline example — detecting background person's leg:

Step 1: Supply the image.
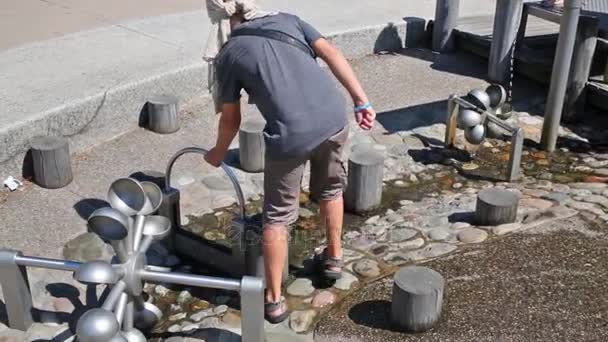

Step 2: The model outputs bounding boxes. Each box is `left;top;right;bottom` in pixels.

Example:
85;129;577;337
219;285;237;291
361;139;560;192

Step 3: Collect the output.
320;196;344;259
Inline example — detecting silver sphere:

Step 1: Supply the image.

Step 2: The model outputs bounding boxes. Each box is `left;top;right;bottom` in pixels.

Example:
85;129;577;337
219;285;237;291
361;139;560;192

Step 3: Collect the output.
139;181;163;215
142;216;171;240
134;302;163;331
88;207;129;241
486;84;507;108
74;261;118;285
122;328;147;342
465;124;486;145
76;309;120;342
467;89;491;111
108;178;146;216
457;109;482;129
109;332;128;342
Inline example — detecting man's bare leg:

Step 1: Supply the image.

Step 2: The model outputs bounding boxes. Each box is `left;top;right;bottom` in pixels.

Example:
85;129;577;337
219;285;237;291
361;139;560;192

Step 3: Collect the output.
262;224;289;303
320;196;344;259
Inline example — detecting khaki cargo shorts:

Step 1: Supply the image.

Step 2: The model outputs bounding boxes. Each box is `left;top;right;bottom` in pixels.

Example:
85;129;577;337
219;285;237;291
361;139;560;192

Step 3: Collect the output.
263;127;349;226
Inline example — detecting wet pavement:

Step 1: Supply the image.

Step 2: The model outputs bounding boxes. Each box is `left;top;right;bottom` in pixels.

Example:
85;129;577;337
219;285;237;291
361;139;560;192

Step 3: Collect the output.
315;215;608;342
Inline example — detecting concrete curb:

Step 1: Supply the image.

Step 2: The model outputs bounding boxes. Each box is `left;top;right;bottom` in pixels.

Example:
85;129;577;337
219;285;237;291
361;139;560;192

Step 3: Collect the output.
0;18;428;179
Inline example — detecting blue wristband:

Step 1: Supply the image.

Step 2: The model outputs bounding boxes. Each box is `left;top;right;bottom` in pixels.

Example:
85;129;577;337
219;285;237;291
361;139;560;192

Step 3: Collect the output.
354;103;372;112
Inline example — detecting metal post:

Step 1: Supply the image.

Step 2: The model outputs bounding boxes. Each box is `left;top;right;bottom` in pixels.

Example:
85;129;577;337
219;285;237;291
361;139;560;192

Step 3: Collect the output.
541;0;583;151
445;95;459;147
488;0;524;85
139;270;242;291
507;128;525;181
14;255;81;272
433;0;461;53
158;187;180;251
240;276;265;342
0;250;34;330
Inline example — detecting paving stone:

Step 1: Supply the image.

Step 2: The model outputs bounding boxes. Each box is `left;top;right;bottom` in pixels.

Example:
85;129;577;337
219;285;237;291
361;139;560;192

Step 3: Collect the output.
542;192;570;204
523;189;549;198
592;168;608;177
395;237;425;251
167;324;181;333
370;244;390;256
290;310;317;333
25;323;67;341
213;194;236;208
333;272;359;291
428;227;452;241
569;188;593;197
457;228;488;243
391;243;458;264
399;200;414;206
312;291;337;308
199;317;221;329
389;228;418;242
213;305;229;315
62;232;112;262
287;278;315;297
191;308;215;322
52;297;75;313
570;182;608;194
551;183;570;193
386;213;404;224
360;224;387;238
534;180;553;190
348;235;375;251
202;175;234;191
520;198;554;211
299;207;315;219
582;195;608;208
451;222;471;230
524;206;580;228
492;223;522;236
365;215;380;225
352;259;381;278
181;322;199;332
566;201;605;216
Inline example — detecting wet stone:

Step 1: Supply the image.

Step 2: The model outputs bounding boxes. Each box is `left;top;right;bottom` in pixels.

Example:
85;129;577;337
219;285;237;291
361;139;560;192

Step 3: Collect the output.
287;278;315;297
582;195;608;208
312;291;337;308
451;222;471;230
199;317;221;329
299;207;315;219
169;312;187;321
569;188;592;197
168;324;181;333
290;310;317;333
523;189;549;198
191;309;214;322
570;182;607;193
389;228;418;242
177;290;193;305
365;215;380;225
181;322;199;332
458;228;488;243
370;244;390;256
428;227;452;241
593;168;608;177
222;312;241;327
353;259;381;278
542;192;570;204
395;237;425;251
334;272;359;291
492;223;522;236
386;213;404;224
361;224;387;238
349;235;375;251
213;305;228;315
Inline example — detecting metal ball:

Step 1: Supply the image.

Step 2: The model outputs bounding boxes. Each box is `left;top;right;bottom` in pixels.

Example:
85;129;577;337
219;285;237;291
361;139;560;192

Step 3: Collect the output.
134;302;163;331
108;178;146;216
486;84;507;108
122;329;147;342
139;181;163;215
108;332;128;342
76;309;120;342
142;216;171;240
74;261;119;285
88;207;129;241
457;109;482;129
467;89;491;111
465;124;486;145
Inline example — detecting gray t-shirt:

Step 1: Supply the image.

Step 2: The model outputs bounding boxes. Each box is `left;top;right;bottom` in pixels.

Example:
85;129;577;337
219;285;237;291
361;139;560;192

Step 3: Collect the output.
215;13;347;159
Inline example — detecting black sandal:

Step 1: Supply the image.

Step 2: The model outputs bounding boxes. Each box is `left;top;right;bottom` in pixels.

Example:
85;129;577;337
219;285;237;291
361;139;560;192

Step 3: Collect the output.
264;296;289;324
316;248;343;280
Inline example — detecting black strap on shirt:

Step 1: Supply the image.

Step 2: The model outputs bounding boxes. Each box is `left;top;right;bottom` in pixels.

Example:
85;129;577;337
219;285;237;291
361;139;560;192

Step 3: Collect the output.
230;28;316;59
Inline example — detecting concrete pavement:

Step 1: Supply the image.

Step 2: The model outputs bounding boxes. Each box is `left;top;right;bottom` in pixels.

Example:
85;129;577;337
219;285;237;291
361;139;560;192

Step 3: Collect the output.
0;0;501;179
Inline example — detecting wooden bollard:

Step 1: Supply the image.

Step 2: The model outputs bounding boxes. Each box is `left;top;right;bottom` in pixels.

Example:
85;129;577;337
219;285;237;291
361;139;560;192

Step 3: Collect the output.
345;145;384;213
488;0;524;85
30;136;73;189
475;188;519;226
239;118;266;172
432;0;460;53
147;95;179;134
391;266;445;332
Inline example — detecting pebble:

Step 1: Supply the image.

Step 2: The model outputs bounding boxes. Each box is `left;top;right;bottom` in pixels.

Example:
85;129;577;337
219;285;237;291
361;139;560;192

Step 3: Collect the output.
386;213;404;224
409;174;419;183
570;182;608;193
177;290;193;305
344;231;361;240
428;227;452;241
534;180;553;191
213;305;229;315
221;312;241;327
538;172;553;181
520;198;554;211
299;207;315;219
492;223;522;236
523;189;549;198
365;215;380;225
361;224;387;238
394;180;407;187
582;195;608;208
569;188;593;197
353;259;381;278
199;317;221;329
370;244;390;256
334;272;359;291
167;324;181;333
349;235;375;250
458;228;488;243
422;216;450;228
189;300;210;313
181;322;199;332
154;285;171;297
389;228;418;242
451;222;471;230
191;309;215;322
593;168;608;177
287;278;315;297
542;192;570;204
290;310;317;333
312;291;337;308
169;312;187;321
399;200;413;206
396;237;425;251
452;182;463;189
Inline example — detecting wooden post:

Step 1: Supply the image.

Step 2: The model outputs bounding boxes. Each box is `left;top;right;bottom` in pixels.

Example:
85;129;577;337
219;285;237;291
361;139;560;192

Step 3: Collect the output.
432;0;460;53
345;146;385;213
239;118;266;172
391;266;445;332
30;136;73;189
147;96;179;134
475;189;519;226
563;16;599;122
488;0;524;85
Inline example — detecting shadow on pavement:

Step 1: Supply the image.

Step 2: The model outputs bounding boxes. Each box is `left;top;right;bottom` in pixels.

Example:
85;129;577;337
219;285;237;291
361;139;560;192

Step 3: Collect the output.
151;327;242;342
376;100;447;135
73;199;110;220
348;300;394;331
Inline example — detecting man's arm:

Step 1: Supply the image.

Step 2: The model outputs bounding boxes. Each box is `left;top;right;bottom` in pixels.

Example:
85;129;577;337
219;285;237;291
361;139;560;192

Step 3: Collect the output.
312;38;375;130
205;102;242;167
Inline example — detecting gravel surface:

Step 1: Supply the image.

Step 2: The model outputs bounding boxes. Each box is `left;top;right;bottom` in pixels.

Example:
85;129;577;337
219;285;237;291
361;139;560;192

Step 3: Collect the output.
315;216;608;342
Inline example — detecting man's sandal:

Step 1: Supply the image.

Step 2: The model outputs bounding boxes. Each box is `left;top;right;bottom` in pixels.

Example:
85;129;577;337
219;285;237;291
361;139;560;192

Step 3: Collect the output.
316;248;343;280
264;296;289;324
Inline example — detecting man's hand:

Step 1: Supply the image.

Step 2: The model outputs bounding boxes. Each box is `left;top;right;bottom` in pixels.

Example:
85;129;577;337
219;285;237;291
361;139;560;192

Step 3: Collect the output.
356;106;376;131
204;147;226;167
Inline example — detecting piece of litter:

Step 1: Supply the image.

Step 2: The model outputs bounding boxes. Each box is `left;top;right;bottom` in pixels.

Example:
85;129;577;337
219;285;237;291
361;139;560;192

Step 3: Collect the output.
3;176;23;191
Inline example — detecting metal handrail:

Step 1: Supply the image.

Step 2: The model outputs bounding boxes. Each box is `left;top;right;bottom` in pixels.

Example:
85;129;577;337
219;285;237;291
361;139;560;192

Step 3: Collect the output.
164;147;246;220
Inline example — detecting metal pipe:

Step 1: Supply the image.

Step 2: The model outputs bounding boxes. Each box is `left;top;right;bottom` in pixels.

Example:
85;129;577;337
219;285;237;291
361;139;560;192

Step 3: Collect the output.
138;235;154;254
124;300;135;330
14;255;81;272
101;281;127;311
139;270;241;292
111;241;129;263
486;114;515;132
165;147;246;220
114;293;128;324
541;0;583;151
132;215;146;251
